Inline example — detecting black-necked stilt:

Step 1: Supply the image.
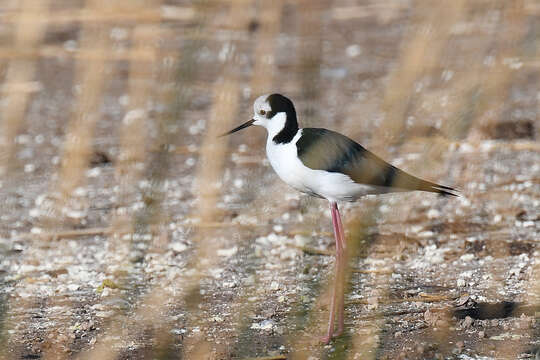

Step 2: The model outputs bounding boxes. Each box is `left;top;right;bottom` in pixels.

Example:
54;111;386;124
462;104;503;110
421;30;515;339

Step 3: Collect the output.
221;93;457;343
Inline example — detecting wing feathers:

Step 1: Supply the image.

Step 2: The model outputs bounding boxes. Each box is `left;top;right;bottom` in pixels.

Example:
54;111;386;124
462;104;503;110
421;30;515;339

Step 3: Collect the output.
296;128;457;196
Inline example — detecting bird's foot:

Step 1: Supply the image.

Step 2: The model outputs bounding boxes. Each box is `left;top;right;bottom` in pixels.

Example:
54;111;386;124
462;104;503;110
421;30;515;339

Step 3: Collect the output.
320;329;344;344
320;334;332;344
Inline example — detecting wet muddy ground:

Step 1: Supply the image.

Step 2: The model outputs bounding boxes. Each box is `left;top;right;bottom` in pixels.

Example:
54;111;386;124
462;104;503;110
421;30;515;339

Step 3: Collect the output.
0;1;539;359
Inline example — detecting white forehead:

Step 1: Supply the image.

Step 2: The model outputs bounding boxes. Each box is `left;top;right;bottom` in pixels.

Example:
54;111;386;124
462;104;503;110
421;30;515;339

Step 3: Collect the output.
253;94;271;112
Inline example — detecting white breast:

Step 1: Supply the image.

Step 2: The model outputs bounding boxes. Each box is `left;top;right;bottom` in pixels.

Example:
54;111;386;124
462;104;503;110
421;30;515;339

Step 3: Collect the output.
266;130;381;202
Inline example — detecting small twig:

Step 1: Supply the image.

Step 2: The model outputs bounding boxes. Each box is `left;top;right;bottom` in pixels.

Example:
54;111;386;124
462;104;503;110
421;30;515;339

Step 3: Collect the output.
351;268;393;274
48;227;113;239
16;227;130;241
358;308;428;320
418;292;452;302
346;293;452;306
184;221;264;228
287;244;334;256
288;229;332;237
399;295;451;303
346;299;368;305
173;145;195;154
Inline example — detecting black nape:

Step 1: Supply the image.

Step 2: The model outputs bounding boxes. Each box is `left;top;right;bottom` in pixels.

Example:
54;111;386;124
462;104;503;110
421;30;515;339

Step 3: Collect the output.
267;94;299;144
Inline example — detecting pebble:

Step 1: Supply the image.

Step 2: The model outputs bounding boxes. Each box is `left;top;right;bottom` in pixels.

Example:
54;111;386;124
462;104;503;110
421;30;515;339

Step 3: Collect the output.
233;178;244;189
270;281;279;290
24;164;36;173
294;235;308;246
346;44;362;58
460;254;475;262
251;320;273;331
170;242;188;253
217;246;238;258
462;316;474;329
518;314;532;329
427;209;440;219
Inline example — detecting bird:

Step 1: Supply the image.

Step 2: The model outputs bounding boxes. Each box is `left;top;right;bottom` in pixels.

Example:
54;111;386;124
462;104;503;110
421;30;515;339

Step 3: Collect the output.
221;93;457;343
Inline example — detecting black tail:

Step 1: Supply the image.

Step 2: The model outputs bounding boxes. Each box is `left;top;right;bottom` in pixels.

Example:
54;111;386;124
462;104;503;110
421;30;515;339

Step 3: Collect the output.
430;184;459;197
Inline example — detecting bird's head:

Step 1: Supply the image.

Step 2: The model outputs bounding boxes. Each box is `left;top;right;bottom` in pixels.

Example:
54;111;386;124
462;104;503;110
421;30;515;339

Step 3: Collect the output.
220;93;299;143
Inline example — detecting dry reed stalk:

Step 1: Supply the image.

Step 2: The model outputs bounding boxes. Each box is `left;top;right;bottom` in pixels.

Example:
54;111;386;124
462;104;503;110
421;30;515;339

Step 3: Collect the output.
249;0;282;95
0;47;157;62
420;0;529;200
471;1;528;131
111;22;162;251
284;2;346;358
345;1;473;356
40;0;113;357
243;0;283;150
370;0;466;159
0;0;50;175
285;2;394;359
0;6;195;25
286;208;379;359
444;4;531;356
79;0;247;358
40;1;113;357
331;3;408;22
296;0;324;130
487;4;539;358
76;2;171;360
376;3;531;355
195;81;241;222
437;1;528;155
341;210;389;360
77;286;177;360
0;1;51;359
195;4;290;353
339;1;470;206
182;0;253;355
51;0;112;220
288;287;339;360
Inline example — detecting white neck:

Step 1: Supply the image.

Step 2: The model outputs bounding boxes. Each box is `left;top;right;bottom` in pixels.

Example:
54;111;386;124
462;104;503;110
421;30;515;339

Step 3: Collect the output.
264;112;287;141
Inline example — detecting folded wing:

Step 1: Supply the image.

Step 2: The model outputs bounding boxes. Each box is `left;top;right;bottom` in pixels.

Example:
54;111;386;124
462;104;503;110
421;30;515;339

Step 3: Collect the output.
296;128;457;196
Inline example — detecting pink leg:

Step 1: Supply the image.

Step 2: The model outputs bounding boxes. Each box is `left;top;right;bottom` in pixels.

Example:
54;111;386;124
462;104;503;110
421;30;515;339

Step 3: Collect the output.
321;201;345;344
336;206;346;249
334;204;346;336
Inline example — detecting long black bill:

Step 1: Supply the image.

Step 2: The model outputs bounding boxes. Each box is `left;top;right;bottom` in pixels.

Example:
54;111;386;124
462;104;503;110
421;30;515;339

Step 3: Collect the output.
219;119;255;137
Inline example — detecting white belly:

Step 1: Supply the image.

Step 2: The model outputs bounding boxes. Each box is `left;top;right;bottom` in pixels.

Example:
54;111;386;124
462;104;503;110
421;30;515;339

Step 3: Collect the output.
266;131;381;202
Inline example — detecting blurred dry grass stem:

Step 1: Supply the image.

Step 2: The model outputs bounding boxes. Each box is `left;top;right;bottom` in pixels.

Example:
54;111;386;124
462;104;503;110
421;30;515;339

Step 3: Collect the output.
42;1;113;358
55;0;111;208
0;0;50;174
184;0;250;357
1;5;194;24
112;21;161;241
373;0;466;157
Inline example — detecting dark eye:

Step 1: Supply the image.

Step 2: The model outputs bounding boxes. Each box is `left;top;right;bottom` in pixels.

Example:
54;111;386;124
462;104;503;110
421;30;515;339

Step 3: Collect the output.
259;110;266;116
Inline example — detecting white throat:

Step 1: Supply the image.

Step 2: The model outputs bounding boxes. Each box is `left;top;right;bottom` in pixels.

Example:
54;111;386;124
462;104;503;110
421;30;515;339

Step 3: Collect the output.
264;112;287;141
